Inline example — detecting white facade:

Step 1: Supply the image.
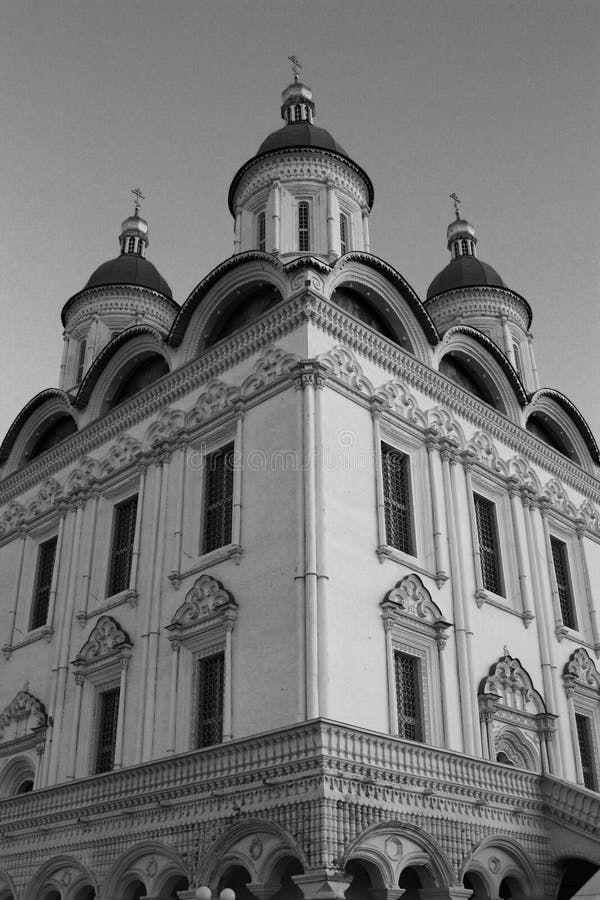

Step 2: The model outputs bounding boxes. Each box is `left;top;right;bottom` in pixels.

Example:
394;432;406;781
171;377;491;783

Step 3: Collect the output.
0;79;600;900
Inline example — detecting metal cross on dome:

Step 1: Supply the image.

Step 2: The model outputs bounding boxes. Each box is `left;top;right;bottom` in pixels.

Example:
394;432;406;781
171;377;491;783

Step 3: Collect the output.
131;187;145;216
449;192;462;217
288;55;302;81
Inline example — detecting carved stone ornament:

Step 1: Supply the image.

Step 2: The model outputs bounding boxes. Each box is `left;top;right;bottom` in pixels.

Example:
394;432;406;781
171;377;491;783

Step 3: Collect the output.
463;431;508;476
74;615;132;666
317;345;373;395
373;380;426;426
563;648;600;695
168;574;238;634
480;653;546;716
380;574;451;643
0;687;47;742
186;379;241;429
241;346;300;398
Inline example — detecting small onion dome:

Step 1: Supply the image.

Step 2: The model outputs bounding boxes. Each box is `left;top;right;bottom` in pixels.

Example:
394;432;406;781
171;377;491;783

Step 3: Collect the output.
82;206;172;299
426;257;506;301
426;206;505;301
257;79;348;157
84;254;172;299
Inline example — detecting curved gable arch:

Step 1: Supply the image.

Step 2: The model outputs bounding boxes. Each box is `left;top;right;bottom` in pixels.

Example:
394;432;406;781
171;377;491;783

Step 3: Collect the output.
342;821;455;889
25;854;98;900
0;870;18;900
526;389;599;468
202;818;306;887
329;254;438;361
103;839;188;898
170;252;287;351
461;834;540;895
175;259;289;363
77;326;170;420
437;326;526;419
0;389;77;473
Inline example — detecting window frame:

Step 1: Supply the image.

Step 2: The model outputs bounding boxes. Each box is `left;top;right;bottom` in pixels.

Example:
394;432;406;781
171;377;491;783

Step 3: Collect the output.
29;534;58;631
94;684;121;774
563;648;600;791
106;493;138;599
201;443;234;556
193;647;225;749
575;711;597;790
298;200;310;252
381;442;415;556
339;212;349;255
550;534;577;631
473;491;504;597
257;210;266;252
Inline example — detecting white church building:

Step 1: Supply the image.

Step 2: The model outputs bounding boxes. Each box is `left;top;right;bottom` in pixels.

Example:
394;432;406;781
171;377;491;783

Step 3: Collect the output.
0;71;599;900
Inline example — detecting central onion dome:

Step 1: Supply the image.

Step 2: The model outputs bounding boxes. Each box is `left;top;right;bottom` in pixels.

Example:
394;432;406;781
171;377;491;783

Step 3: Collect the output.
257;80;349;157
228;74;374;260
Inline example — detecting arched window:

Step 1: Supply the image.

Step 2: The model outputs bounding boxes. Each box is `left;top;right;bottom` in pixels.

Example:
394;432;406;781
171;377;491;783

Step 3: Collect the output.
298;201;310;251
28;415;77;461
339;213;348;254
257;211;266;251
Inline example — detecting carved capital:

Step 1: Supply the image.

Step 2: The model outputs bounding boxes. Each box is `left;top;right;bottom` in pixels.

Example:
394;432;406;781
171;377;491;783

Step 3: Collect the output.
474;590;487;608
522;610;535;628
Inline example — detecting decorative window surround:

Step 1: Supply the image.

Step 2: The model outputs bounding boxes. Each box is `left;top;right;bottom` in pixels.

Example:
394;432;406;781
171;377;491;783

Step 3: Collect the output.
380;574;451;747
0;686;47;794
563;648;600;789
165;574;238;752
479;652;556;774
71;616;132;777
540;504;589;644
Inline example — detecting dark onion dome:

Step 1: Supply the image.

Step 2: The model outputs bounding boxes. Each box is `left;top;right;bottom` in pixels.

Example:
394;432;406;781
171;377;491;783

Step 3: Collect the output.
257;121;349;157
84;254;173;299
426;256;506;301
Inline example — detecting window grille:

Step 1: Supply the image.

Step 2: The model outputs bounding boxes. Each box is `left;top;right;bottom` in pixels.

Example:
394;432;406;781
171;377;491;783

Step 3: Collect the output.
339;213;348;254
126;236;136;253
108;495;138;596
551;536;577;629
76;339;87;384
257;211;266;251
195;652;225;747
382;443;414;555
575;713;596;790
298;202;310;251
95;687;120;773
473;493;503;595
293;103;302;121
30;537;57;629
394;651;423;741
202;444;234;554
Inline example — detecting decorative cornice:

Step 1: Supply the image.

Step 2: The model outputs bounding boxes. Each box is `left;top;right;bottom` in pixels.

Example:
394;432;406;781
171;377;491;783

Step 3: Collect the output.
61;281;180;328
425;284;533;331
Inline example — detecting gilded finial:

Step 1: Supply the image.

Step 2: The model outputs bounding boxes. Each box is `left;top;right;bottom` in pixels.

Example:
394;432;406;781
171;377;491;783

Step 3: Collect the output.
449;192;462;219
131;187;145;217
288;55;302;83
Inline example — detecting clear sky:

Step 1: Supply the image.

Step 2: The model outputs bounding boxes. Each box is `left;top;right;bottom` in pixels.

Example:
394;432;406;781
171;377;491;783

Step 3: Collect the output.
1;0;599;443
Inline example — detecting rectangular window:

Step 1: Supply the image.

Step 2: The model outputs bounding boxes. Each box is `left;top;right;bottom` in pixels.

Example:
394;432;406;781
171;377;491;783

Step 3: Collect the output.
30;537;57;630
575;713;596;790
202;444;234;554
512;342;522;377
95;687;120;773
108;495;138;596
382;443;414;555
551;536;577;630
394;651;423;741
339;213;348;254
473;493;503;596
257;211;266;252
298;201;310;251
195;652;225;748
76;339;87;383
